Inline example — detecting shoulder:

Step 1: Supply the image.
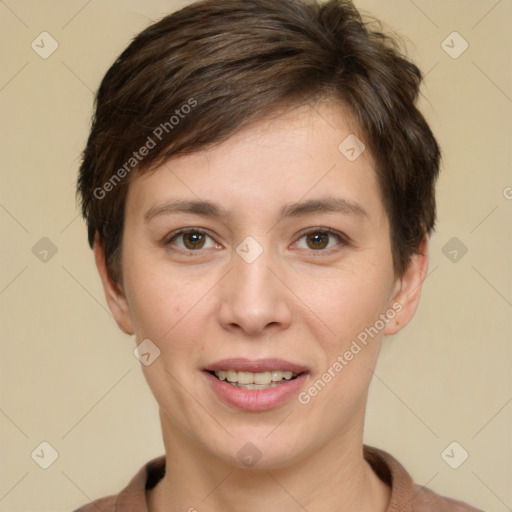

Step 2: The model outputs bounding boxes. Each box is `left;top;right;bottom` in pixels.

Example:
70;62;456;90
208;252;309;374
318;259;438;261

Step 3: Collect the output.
411;484;484;511
363;445;483;512
72;455;166;512
73;494;117;512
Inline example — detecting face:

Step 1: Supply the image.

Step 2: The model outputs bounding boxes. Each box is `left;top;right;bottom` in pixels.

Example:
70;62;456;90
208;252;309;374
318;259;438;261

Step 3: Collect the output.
96;100;427;469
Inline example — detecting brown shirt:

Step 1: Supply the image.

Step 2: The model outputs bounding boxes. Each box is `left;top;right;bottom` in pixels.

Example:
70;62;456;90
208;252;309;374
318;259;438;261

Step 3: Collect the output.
74;445;483;512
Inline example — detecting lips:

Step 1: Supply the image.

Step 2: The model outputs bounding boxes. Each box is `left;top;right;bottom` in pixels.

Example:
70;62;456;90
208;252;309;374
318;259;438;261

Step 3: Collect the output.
203;358;309;411
205;358;308;374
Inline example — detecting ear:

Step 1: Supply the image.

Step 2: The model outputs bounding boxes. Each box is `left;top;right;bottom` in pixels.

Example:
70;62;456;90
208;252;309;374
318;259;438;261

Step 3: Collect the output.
384;235;429;336
93;234;134;335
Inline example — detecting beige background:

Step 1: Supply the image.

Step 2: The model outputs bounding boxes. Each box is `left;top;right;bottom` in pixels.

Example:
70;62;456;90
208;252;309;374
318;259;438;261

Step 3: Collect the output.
0;1;511;511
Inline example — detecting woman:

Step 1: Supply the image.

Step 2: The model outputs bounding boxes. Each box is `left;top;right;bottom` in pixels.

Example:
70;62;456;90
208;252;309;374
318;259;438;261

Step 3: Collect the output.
75;0;481;510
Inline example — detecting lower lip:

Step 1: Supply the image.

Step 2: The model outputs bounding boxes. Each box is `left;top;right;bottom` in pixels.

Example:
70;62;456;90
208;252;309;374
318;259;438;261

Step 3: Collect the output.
204;371;308;411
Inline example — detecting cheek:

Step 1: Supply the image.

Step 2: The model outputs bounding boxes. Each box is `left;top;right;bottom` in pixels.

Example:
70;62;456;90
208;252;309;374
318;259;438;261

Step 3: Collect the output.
296;269;392;417
123;246;179;336
122;225;395;353
294;261;394;350
123;248;215;356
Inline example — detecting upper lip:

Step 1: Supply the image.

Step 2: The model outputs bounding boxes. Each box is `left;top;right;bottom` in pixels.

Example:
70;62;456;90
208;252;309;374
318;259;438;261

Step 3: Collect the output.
205;358;308;374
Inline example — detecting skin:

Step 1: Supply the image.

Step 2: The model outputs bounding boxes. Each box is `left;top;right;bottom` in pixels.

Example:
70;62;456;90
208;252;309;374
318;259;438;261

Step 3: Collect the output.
94;100;429;512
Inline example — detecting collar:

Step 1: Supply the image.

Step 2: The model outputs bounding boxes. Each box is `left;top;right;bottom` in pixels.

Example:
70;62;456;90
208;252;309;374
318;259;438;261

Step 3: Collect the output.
113;445;418;511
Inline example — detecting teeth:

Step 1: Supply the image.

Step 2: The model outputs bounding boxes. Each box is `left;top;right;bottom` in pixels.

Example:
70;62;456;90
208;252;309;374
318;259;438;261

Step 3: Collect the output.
237;371;253;385
214;369;298;385
271;370;284;382
254;371;272;385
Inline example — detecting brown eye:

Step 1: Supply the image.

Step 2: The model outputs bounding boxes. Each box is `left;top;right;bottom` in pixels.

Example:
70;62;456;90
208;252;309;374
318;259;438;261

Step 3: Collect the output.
182;231;206;250
306;232;329;250
295;229;347;252
166;229;216;251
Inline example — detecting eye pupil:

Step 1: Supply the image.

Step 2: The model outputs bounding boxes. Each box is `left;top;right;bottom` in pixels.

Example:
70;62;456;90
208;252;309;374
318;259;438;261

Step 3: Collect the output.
307;232;329;250
184;232;205;250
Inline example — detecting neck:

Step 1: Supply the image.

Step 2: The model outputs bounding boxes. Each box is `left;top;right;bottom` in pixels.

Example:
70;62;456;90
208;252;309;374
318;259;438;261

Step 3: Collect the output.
148;410;390;512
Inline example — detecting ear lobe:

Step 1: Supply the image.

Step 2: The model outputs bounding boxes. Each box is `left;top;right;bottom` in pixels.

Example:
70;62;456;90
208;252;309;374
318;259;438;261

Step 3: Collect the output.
93;234;134;335
384;235;429;336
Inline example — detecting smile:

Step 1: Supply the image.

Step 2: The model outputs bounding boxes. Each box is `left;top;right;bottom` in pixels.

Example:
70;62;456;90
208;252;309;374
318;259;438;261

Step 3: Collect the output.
213;370;299;389
204;359;309;411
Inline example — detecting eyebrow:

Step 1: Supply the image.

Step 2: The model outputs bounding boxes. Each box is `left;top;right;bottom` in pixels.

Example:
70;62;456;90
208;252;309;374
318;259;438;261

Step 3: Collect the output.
144;196;369;223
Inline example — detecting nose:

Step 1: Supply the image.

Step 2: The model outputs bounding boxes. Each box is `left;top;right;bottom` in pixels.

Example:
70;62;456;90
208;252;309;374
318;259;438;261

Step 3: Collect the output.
217;244;293;337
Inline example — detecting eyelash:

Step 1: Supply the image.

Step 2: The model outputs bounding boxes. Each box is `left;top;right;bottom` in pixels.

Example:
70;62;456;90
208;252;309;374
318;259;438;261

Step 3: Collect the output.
163;227;350;255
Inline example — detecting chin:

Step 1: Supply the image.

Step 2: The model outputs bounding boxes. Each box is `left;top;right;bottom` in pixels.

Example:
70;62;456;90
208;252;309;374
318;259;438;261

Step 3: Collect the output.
201;427;308;470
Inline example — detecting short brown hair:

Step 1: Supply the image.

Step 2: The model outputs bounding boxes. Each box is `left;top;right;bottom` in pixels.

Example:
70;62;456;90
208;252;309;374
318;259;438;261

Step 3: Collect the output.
77;0;441;283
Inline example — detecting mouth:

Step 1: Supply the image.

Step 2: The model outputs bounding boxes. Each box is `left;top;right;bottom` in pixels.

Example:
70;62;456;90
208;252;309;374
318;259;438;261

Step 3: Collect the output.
207;369;302;390
203;358;309;411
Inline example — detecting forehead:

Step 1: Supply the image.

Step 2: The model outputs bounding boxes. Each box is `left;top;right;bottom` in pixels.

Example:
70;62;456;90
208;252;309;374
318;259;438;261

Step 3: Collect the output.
126;101;386;228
